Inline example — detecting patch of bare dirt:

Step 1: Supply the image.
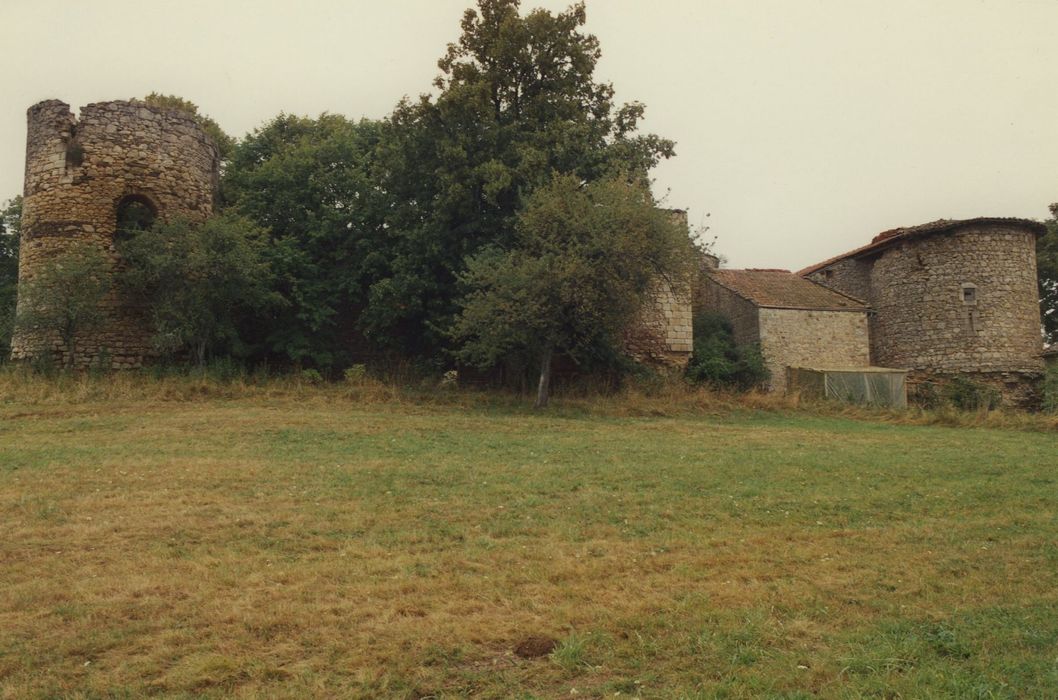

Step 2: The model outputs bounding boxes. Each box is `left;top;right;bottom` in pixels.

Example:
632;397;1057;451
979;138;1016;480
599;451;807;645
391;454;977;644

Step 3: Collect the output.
514;635;558;659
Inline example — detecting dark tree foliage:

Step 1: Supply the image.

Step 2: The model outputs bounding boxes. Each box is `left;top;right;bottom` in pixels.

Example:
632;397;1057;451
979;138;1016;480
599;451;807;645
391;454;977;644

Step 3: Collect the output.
118;214;279;365
365;0;675;357
1038;203;1058;344
685;312;769;391
222;114;388;368
16;242;110;370
0;196;21;358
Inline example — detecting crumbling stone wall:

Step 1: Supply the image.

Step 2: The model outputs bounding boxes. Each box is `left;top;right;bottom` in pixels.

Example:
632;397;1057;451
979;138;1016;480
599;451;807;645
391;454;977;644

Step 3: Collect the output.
757;308;870;392
626;209;695;367
808;223;1044;405
13;99;219;368
631;279;693;366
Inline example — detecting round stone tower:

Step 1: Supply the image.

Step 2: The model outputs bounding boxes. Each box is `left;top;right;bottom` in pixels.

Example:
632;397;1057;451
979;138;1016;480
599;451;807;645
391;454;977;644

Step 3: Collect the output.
13;99;219;368
803;218;1046;405
868;221;1044;394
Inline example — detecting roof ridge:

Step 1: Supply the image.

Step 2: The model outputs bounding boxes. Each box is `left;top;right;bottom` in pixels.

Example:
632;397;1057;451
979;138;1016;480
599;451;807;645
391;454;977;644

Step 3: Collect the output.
707;268;870;311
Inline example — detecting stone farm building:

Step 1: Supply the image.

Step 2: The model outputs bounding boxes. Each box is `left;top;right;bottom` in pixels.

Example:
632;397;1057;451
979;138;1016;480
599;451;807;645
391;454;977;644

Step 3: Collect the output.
697;268;871;393
801;218;1046;405
697;218;1047;404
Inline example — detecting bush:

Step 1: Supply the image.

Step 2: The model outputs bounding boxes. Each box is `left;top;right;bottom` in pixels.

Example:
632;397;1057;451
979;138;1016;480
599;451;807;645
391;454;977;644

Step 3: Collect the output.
343;364;367;383
686;312;769;391
942;376;1001;412
300;368;324;385
908;381;941;410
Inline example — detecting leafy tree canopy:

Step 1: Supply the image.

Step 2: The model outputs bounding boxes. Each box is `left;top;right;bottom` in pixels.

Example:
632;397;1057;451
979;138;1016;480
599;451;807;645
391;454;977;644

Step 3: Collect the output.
118;213;280;365
16;242;110;370
451;174;691;407
141;93;236;160
222;114;387;368
365;0;676;357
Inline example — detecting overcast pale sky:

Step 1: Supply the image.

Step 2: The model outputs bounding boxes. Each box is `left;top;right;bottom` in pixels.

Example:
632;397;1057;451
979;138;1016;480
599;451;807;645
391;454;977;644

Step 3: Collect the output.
2;0;1056;269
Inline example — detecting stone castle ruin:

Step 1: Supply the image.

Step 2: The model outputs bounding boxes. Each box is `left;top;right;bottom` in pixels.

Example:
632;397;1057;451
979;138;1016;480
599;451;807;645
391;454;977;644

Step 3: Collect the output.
12;98;693;371
12;100;220;368
10;99;1048;402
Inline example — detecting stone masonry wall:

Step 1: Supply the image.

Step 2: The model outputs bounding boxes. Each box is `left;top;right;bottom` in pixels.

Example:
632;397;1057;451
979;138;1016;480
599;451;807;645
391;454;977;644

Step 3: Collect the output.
629;279;693;367
809;224;1044;405
805;257;872;302
13;99;219;368
757;308;871;393
696;277;761;347
868;228;1042;376
626;209;694;368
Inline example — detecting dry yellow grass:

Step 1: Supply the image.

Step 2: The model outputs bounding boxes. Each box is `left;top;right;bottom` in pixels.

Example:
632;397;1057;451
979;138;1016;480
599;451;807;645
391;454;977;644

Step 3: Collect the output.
1;373;1056;697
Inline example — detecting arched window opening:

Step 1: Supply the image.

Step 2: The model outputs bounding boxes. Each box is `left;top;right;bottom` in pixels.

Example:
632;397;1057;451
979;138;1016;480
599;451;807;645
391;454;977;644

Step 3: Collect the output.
115;195;157;240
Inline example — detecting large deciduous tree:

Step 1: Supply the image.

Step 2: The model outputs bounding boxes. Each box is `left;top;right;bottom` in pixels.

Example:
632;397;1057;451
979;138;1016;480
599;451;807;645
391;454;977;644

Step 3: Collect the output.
365;0;675;358
450;174;691;408
222;114;387;368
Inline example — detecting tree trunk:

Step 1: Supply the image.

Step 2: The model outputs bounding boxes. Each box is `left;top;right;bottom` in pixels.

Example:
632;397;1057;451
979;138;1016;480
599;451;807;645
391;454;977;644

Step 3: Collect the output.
534;346;553;410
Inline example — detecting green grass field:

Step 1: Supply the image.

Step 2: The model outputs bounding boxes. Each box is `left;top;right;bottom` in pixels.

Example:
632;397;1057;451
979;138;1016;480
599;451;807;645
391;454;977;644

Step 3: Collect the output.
1;385;1057;698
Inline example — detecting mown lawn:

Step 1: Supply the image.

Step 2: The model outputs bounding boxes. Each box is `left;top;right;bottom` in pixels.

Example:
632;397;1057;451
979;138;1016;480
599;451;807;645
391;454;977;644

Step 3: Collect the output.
1;395;1056;698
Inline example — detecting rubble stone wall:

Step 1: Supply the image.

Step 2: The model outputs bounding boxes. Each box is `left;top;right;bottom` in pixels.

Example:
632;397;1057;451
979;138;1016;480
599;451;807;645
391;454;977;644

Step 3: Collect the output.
13;99;219;368
757;308;871;393
808;224;1044;405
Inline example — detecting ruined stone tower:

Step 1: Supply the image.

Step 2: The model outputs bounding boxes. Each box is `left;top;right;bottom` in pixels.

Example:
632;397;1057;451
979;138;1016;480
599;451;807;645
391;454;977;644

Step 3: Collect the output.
12;99;219;368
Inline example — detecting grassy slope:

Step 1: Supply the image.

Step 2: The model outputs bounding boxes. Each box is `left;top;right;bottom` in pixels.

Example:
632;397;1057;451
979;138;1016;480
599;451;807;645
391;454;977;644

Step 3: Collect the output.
1;394;1056;698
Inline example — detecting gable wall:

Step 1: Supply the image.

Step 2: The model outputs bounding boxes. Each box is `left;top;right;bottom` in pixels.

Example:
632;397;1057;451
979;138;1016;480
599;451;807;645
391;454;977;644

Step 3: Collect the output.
757;308;871;392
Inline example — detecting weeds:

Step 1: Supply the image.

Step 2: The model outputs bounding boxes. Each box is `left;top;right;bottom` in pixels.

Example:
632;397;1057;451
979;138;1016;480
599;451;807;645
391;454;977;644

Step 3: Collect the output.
551;633;592;672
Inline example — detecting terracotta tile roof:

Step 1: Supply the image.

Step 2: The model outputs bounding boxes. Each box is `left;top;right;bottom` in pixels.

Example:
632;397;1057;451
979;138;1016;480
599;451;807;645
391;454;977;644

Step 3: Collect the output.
798;217;1046;276
708;269;869;311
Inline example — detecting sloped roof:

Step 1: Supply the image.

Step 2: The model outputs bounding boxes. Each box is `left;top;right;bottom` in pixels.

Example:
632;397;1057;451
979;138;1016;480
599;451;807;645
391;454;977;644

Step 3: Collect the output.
799;217;1046;276
708;269;869;311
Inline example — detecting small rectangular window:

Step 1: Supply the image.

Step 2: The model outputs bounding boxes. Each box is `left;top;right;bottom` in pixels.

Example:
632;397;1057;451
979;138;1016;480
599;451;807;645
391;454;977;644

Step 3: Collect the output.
961;284;977;305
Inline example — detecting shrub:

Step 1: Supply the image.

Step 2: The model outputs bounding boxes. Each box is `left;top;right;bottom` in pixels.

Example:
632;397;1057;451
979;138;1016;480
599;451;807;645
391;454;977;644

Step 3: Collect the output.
686;312;769;391
909;381;941;410
300;368;324;385
942;376;1001;412
343;364;367;383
